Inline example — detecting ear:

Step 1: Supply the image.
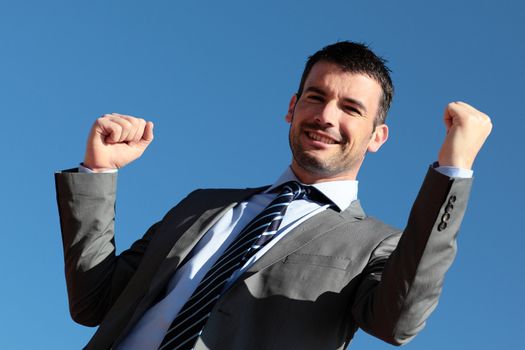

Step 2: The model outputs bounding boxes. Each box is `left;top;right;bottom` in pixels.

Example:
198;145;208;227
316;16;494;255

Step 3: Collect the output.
367;123;389;153
285;94;298;123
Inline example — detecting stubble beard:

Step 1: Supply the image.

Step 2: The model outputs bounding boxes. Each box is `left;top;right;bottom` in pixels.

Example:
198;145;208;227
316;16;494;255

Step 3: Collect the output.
288;125;364;178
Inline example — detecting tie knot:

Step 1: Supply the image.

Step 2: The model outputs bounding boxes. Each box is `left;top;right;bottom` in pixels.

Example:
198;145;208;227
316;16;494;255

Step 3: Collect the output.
280;181;308;201
276;181;332;206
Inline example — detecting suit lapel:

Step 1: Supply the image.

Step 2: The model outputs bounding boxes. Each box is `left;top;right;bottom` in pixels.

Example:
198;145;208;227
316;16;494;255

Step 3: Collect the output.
151;186;269;290
112;186;268;347
238;200;366;281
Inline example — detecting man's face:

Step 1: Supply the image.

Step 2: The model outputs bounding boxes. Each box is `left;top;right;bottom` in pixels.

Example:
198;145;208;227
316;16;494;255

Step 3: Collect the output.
285;61;389;183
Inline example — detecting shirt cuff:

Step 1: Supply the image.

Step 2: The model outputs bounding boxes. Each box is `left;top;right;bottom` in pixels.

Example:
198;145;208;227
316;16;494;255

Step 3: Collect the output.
433;162;473;178
79;164;118;174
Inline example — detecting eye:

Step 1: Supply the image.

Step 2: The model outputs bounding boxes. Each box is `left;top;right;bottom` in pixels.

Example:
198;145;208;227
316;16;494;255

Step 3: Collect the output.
344;105;363;117
305;94;324;103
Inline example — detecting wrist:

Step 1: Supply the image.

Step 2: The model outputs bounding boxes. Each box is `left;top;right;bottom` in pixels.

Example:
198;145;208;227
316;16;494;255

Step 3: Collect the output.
80;162;118;173
437;154;473;170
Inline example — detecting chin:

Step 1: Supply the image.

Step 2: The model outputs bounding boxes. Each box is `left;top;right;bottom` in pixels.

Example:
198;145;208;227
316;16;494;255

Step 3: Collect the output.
294;155;337;177
294;149;362;178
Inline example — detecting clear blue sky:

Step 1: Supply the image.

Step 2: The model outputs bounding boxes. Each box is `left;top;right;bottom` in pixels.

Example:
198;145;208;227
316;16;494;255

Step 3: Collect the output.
0;1;523;349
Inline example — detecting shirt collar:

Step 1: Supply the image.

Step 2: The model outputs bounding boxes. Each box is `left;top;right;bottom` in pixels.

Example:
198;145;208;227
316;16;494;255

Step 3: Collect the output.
266;167;358;212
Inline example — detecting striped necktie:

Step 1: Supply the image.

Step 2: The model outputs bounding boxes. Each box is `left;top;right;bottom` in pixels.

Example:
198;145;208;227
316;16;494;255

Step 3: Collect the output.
158;181;307;350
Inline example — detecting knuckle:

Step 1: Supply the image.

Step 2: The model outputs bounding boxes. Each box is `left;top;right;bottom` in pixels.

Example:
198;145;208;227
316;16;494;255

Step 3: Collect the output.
121;119;133;128
475;112;490;123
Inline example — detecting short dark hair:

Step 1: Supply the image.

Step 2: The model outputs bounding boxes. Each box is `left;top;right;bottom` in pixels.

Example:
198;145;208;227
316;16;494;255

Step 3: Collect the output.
297;41;394;125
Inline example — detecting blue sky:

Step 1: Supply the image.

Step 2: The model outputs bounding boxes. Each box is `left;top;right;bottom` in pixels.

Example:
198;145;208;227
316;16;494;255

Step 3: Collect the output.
1;1;523;349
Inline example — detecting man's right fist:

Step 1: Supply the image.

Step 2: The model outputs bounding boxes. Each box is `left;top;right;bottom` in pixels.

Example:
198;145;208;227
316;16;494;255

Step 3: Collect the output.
83;113;154;172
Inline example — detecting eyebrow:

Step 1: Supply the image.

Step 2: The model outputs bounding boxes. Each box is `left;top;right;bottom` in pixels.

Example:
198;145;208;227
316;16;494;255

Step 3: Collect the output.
304;86;368;115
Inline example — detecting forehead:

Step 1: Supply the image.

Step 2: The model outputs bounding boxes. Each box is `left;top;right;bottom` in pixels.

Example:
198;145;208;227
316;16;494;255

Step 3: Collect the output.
303;61;383;114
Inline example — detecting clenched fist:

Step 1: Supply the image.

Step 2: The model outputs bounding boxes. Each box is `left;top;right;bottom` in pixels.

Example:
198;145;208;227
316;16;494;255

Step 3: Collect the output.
83;113;154;172
438;102;492;170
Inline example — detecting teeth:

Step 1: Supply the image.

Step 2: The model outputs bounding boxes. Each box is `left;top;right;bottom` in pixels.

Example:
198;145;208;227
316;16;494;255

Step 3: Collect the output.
308;132;335;144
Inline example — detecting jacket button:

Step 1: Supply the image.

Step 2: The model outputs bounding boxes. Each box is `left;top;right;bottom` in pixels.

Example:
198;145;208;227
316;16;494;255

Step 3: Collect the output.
448;195;457;204
446;204;454;213
442;212;451;223
438;222;447;231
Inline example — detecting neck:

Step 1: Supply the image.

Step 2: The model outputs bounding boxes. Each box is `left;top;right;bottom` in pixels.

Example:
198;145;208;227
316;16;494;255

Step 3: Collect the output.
290;162;359;184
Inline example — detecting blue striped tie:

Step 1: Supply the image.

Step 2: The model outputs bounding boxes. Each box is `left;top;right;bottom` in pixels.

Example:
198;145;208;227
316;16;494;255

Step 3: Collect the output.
158;181;307;350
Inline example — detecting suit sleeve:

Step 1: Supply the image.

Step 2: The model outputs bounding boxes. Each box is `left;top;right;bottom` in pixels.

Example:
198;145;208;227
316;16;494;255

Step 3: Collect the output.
55;169;160;327
351;167;473;345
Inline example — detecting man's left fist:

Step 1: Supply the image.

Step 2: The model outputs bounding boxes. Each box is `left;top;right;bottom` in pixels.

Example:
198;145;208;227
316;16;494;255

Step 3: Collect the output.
438;101;492;170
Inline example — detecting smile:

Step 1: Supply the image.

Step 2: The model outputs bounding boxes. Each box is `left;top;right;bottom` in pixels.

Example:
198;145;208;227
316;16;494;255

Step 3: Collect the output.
306;131;339;144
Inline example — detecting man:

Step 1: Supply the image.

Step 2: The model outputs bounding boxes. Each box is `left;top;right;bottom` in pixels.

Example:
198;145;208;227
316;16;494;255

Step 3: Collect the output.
55;42;492;350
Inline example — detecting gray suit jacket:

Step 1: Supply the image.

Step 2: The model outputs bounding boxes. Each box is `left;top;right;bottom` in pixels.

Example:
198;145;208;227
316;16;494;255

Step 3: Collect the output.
55;168;472;349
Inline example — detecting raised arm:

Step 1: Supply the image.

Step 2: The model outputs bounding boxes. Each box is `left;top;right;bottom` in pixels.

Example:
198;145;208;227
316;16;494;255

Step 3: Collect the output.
353;102;492;344
56;114;155;325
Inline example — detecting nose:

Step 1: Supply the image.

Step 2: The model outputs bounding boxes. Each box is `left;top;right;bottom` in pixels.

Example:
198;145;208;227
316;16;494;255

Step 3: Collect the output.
315;100;339;127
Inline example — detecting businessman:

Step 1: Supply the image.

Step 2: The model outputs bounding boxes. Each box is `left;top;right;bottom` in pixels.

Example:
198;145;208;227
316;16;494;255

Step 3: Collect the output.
55;41;492;350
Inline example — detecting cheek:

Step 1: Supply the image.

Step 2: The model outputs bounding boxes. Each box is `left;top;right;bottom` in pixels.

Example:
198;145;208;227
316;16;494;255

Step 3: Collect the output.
289;122;302;143
338;124;354;144
340;124;372;147
294;103;318;120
